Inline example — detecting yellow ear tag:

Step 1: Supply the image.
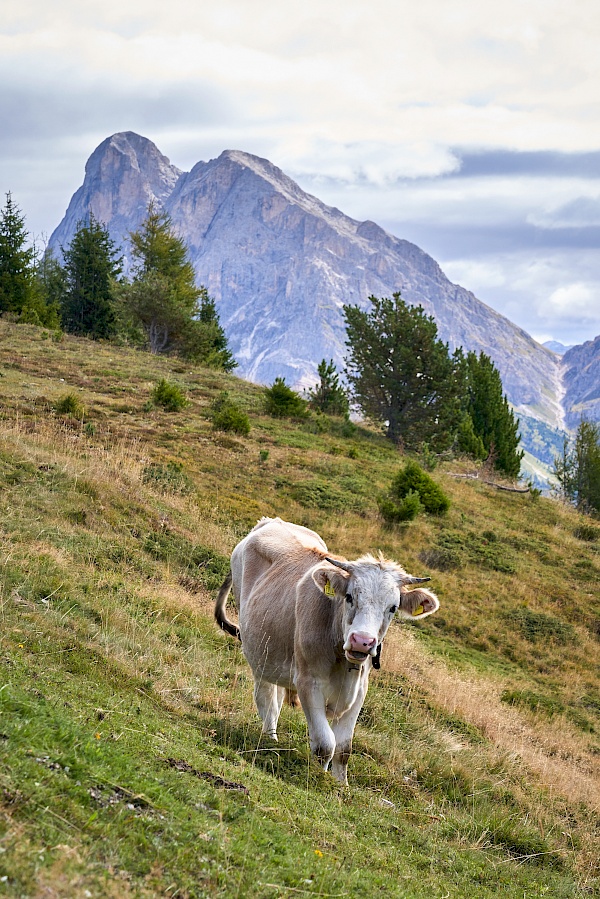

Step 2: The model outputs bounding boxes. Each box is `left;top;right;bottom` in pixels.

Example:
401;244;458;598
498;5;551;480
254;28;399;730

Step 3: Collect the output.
412;604;424;617
324;580;335;597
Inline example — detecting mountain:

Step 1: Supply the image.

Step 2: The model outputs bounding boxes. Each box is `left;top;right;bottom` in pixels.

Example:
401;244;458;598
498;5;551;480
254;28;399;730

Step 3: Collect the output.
49;132;564;428
562;335;600;429
543;340;574;355
50;132;182;261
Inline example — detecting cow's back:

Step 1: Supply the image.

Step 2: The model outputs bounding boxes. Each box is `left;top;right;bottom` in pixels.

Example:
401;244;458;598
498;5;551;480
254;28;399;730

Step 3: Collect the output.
232;518;327;687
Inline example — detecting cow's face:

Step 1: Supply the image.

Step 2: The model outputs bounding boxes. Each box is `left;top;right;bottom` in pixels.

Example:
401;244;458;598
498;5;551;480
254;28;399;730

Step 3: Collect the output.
313;557;439;666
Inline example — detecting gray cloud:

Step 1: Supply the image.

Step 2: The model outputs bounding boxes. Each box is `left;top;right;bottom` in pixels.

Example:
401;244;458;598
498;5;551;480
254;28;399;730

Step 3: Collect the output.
450;149;600;179
0;77;233;148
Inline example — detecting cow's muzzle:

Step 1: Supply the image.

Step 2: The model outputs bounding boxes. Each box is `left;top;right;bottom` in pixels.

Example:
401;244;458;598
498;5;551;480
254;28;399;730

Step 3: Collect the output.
344;632;377;664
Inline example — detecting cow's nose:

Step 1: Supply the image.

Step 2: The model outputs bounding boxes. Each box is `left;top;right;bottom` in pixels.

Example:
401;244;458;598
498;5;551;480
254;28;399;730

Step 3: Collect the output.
349;632;377;653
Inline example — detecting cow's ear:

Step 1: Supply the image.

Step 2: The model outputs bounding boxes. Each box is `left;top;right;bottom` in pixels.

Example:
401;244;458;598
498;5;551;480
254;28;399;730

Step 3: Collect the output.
312;566;349;598
398;587;440;620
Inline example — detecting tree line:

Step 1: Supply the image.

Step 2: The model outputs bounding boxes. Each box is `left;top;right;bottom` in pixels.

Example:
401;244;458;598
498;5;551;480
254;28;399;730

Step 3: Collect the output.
0;194;236;372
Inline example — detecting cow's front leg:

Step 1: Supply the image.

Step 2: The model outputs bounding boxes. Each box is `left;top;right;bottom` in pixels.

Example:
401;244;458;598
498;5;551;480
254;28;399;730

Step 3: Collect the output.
296;677;335;770
253;679;284;740
330;679;368;784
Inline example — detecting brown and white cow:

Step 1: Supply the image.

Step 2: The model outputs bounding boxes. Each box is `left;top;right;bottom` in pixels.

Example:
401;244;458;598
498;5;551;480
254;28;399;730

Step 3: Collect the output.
215;517;439;784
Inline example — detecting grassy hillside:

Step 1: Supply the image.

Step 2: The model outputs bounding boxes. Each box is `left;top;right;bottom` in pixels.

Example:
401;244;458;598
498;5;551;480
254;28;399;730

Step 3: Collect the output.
0;320;598;898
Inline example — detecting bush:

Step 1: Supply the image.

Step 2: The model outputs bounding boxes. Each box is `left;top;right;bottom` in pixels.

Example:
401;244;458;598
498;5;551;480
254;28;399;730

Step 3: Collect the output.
574;522;600;542
421;529;516;573
378;490;422;523
510;608;574;644
387;460;450;515
151;379;188;412
210;392;250;436
264;377;308;419
289;478;365;514
54;392;85;419
142;461;193;495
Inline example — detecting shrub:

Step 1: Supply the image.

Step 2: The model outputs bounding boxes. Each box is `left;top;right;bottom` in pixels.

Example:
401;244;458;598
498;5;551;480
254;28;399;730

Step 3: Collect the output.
54;392;85;419
264;377;308;419
378;490;422;523
419;529;517;573
151;379;188;412
510;608;574;644
142;461;193;495
383;460;450;518
574;522;600;542
289;478;365;514
419;544;463;571
501;689;565;717
210;392;250;436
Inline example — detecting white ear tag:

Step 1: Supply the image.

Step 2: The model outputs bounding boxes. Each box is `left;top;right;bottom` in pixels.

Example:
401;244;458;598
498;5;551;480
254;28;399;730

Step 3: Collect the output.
324;580;335;597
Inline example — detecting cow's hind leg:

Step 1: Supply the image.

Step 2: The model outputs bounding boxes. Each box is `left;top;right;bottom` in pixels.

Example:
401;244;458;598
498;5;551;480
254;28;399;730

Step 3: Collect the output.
253;679;284;740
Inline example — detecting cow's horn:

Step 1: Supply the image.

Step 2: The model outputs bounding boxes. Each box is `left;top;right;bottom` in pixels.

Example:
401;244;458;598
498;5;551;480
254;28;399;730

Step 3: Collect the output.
404;575;431;584
324;556;353;573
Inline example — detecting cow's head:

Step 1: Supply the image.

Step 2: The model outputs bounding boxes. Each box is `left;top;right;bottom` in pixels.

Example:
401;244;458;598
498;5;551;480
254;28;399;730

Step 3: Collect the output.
312;553;439;666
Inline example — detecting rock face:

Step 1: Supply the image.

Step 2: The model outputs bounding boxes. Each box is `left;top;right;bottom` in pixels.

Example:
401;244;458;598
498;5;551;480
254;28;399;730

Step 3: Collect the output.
49;132;182;266
562;336;600;429
50;131;564;427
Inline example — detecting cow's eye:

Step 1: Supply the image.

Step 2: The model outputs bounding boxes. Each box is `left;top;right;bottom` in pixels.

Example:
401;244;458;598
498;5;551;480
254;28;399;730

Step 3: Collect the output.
345;593;353;605
389;605;398;614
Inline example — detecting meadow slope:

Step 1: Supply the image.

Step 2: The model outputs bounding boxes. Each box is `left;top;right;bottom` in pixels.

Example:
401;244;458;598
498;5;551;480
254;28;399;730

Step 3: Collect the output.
0;321;599;898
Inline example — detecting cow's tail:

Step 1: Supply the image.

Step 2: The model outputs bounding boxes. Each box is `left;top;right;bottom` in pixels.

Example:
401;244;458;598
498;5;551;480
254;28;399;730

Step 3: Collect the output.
215;571;241;641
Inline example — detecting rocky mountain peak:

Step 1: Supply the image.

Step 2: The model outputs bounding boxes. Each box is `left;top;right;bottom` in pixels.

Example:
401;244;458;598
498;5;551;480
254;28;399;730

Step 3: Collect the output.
50;132;569;431
50;132;183;261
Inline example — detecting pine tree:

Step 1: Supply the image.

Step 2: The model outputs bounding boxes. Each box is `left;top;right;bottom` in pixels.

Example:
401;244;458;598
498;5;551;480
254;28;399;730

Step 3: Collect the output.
185;288;237;372
61;215;122;339
344;293;464;450
554;420;600;514
0;192;39;316
33;249;64;329
308;359;349;417
122;205;236;369
461;351;523;478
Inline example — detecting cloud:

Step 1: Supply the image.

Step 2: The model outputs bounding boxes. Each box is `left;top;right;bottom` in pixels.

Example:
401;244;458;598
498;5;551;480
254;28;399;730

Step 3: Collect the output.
2;0;600;348
546;282;596;316
528;196;600;229
452;149;600;179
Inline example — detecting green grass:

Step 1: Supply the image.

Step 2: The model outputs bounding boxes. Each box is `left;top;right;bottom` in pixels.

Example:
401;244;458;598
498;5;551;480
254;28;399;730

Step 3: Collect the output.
0;321;599;896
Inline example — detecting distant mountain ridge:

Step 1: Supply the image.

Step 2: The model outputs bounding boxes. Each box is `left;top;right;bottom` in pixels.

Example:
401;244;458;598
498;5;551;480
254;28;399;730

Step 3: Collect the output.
543;340;574;356
50;132;578;431
562;336;600;429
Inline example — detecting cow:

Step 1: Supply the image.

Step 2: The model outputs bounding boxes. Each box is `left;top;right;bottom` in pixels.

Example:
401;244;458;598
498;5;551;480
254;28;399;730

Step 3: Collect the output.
215;517;439;784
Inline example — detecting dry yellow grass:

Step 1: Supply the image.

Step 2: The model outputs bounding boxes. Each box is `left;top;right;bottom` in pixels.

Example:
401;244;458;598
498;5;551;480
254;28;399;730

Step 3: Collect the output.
386;629;600;812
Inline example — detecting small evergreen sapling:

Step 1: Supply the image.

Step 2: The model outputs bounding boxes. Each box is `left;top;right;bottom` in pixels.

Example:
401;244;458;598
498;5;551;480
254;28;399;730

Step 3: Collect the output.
264;377;308;419
378;459;450;524
151;379;189;412
308;359;349;417
210;392;250;436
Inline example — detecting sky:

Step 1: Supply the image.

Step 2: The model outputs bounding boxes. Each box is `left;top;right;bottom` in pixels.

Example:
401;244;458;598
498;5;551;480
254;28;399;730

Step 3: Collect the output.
2;0;600;348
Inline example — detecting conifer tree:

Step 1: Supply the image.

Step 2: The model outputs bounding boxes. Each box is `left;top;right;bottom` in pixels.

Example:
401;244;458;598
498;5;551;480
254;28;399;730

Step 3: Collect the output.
460;351;523;478
188;288;237;372
122;205;236;369
308;359;349;417
344;293;463;450
554;420;600;514
0;192;39;316
61;215;122;339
